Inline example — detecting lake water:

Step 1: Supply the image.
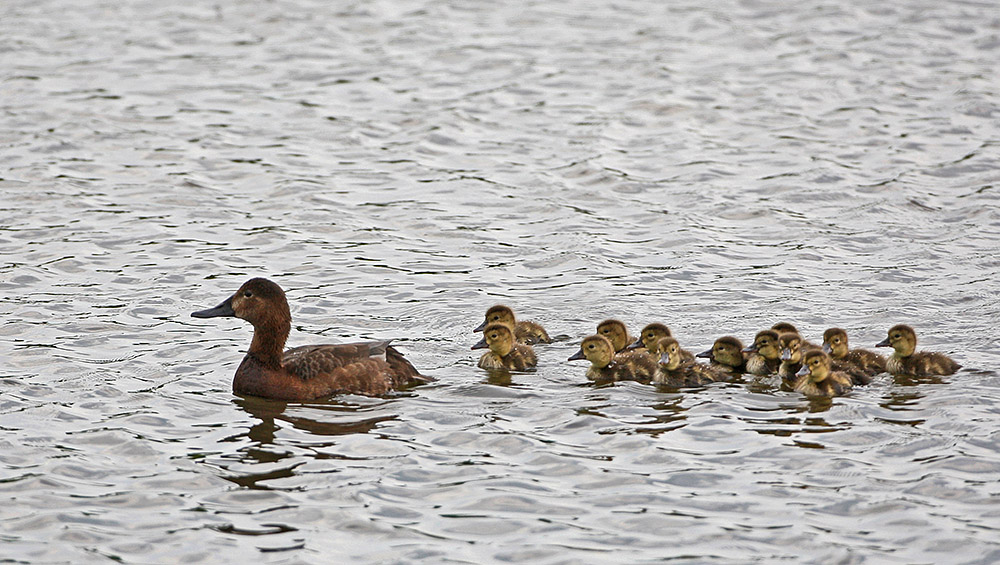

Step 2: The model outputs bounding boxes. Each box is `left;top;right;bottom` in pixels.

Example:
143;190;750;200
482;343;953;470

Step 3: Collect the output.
3;0;1000;562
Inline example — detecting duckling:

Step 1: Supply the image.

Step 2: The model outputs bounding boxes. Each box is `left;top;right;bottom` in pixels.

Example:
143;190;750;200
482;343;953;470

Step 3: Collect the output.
626;322;695;362
771;321;818;349
875;324;961;377
822;327;884;384
793;350;853;397
744;330;781;375
653;337;725;387
596;319;634;353
777;332;809;381
472;323;537;371
191;278;430;400
475;304;551;345
696;336;746;375
568;334;657;383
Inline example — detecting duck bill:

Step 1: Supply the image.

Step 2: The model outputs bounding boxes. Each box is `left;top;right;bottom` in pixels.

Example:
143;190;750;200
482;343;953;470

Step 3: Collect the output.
191;296;235;318
471;337;488;350
568;349;586;361
795;365;809;378
695;348;713;359
780;349;792;361
658;352;671;366
875;337;890;348
624;338;644;351
822;343;832;354
473;320;487;333
742;345;758;353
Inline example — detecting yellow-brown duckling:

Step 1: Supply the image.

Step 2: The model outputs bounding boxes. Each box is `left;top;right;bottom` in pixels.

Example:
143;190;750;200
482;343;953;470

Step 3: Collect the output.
744;330;781;375
771;321;818;349
626;322;695;362
822;327;884;384
568;334;657;383
777;332;813;381
794;350;853;397
696;336;746;375
596;319;634;353
472;323;537;371
875;324;960;377
475;304;552;345
654;337;725;387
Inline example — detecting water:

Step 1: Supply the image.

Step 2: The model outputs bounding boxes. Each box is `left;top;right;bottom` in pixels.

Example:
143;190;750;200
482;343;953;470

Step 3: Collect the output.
3;0;1000;562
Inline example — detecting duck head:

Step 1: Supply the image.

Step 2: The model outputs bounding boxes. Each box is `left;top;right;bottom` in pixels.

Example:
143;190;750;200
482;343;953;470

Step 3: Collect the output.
191;278;292;365
654;337;683;371
569;334;615;369
796;350;831;382
475;304;516;333
822;327;849;358
778;332;803;362
876;324;917;357
744;329;780;360
771;322;799;335
596;319;630;352
472;323;515;357
699;336;744;368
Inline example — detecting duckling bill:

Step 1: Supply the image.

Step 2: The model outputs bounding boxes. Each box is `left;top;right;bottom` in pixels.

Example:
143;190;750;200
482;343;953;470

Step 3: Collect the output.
191;278;430;400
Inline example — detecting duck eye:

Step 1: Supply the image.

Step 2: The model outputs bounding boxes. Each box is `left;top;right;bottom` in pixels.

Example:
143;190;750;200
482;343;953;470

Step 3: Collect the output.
243;291;253;298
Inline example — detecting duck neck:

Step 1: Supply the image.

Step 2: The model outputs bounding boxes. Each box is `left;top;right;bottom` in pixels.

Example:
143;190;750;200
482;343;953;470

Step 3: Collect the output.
248;317;290;369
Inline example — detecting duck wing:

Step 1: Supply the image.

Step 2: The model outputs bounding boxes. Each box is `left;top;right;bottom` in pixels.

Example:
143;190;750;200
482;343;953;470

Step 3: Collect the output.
283;340;430;393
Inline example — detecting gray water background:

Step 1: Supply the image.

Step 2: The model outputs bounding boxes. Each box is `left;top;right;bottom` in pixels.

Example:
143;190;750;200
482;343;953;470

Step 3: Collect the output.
3;0;1000;562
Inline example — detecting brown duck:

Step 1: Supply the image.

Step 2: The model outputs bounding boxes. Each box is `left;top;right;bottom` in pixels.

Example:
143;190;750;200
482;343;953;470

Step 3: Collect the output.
875;324;960;377
191;278;429;400
472;323;538;371
596;319;634;353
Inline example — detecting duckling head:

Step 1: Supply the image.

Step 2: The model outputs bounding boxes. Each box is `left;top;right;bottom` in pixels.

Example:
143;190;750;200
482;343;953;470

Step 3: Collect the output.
654;337;683;371
822;327;849;358
569;334;615;368
475;304;516;333
698;336;744;368
631;323;671;352
771;322;800;335
744;329;780;360
876;324;917;357
778;332;803;362
472;323;515;357
796;350;832;382
596;319;630;352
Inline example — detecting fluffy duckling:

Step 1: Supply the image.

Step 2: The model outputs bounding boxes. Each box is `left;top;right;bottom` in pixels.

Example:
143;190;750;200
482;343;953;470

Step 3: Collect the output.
653;337;725;387
626;322;696;362
696;336;746;375
822;327;884;384
472;323;537;371
777;332;809;381
875;324;961;377
596;319;634;353
794;350;853;397
744;330;782;375
190;278;429;400
772;321;818;349
475;304;552;345
568;334;657;383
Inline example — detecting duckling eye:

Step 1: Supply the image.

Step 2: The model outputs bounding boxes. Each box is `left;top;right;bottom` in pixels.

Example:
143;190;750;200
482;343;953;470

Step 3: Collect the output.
587;344;595;350
243;290;253;298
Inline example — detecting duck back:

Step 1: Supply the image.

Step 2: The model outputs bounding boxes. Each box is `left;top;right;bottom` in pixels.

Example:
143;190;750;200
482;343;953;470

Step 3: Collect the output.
888;351;961;377
655;362;723;387
793;371;853;397
746;355;780;376
514;321;552;345
478;343;537;370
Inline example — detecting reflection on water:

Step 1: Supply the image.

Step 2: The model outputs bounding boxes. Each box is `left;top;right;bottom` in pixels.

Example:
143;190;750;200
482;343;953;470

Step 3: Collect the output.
3;0;1000;562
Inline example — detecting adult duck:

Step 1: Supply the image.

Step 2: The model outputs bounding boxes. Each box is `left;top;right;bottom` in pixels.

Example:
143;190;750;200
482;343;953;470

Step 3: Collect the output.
191;278;429;400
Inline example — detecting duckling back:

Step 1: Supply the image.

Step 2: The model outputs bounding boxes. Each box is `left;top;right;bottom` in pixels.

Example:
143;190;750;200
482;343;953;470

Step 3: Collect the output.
654;362;725;387
887;351;960;377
